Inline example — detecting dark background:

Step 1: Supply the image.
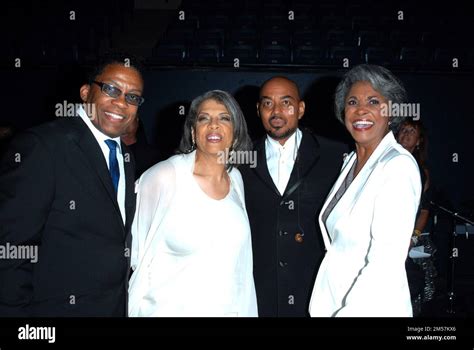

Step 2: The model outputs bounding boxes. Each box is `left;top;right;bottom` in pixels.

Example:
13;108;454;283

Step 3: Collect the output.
2;0;474;317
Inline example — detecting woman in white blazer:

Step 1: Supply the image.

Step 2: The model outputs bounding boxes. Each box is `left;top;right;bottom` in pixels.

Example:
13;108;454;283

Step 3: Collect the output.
309;65;422;317
128;90;258;317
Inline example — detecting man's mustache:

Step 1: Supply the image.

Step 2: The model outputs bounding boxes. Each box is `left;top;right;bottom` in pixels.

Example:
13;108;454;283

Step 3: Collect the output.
269;115;285;121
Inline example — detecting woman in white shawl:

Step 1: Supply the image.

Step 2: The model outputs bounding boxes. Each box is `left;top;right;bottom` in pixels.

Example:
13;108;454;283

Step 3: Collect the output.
128;90;258;317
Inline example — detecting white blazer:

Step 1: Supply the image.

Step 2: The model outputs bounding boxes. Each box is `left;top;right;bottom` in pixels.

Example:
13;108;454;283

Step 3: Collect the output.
309;132;421;317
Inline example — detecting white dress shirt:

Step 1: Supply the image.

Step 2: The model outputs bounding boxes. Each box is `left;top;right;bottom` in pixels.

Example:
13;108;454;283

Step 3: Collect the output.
265;128;302;195
128;151;258;317
77;106;126;223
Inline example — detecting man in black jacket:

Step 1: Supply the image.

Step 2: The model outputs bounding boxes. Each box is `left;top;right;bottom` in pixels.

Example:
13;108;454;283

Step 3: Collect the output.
240;76;347;317
0;56;143;316
121;117;162;180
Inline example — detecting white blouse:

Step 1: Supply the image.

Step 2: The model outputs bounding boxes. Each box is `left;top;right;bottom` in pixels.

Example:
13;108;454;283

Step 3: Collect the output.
128;151;258;317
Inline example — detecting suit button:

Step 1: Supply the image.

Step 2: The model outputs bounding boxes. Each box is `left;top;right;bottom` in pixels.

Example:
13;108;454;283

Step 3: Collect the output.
295;232;304;243
279;261;287;267
279;230;288;236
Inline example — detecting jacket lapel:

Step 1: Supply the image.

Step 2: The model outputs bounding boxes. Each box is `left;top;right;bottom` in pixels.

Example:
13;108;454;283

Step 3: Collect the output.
252;138;281;197
66;118;125;227
318;152;356;246
250;131;323;198
282;131;321;199
319;131;397;245
123;143;136;230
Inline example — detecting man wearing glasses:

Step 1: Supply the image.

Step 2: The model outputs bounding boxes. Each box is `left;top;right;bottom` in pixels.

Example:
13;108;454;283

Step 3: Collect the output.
0;55;144;316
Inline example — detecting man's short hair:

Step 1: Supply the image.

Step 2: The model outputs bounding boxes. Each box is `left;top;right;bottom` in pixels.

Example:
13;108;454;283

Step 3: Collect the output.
86;51;145;85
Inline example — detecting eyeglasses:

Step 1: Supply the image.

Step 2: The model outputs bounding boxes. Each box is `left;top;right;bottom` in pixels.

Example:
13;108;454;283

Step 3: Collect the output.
92;81;144;106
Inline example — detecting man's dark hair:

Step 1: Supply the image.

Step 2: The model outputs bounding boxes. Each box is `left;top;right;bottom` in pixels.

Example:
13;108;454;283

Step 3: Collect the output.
86;51;145;85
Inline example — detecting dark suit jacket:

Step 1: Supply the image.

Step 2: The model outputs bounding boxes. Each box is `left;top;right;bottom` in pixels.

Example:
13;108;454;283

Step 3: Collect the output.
240;129;347;317
128;141;162;180
0;117;136;317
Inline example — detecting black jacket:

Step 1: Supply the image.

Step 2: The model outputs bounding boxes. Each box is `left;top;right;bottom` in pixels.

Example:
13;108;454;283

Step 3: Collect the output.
0;118;136;317
240;130;347;317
